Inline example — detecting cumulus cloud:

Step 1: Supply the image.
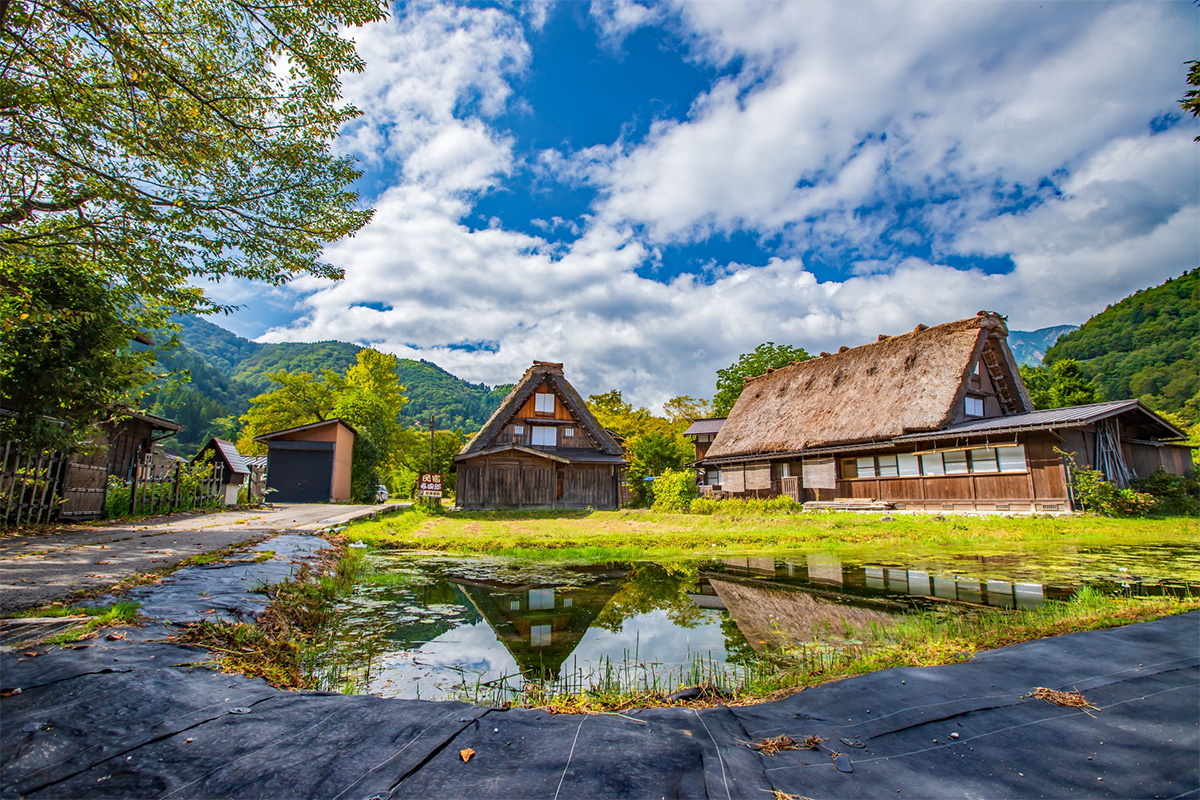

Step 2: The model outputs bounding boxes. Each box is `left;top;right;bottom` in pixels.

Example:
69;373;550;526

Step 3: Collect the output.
252;0;1199;411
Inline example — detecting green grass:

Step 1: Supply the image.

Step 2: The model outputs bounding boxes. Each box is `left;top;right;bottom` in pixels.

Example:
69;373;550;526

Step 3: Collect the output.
43;601;141;645
345;506;1199;560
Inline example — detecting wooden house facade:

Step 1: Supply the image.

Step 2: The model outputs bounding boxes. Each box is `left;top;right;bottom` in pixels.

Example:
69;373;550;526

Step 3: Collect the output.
454;361;627;510
700;312;1192;513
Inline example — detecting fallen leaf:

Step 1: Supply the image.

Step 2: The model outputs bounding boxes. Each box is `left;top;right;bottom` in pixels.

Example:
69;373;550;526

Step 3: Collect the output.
0;688;20;697
460;748;475;763
201;609;215;614
185;738;194;743
22;651;41;658
106;632;126;641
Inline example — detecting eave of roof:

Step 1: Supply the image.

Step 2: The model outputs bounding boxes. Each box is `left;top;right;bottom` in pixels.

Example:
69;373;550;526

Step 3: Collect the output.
683;418;726;436
253;417;357;442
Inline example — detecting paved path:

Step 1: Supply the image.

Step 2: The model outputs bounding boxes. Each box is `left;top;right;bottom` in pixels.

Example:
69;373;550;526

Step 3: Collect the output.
0;504;403;614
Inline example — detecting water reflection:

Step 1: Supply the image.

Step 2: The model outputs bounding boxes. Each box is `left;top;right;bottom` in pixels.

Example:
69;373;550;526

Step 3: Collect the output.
317;543;1198;701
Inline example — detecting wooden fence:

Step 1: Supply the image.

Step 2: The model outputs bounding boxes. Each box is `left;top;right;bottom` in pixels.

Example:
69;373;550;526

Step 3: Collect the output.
126;457;226;517
0;442;69;526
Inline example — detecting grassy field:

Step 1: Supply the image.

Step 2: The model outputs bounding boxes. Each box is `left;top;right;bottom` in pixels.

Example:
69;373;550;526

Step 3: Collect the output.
345;505;1199;560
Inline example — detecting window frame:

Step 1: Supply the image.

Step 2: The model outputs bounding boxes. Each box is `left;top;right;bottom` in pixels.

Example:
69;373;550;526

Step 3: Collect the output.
534;392;555;414
530;426;557;447
964;395;985;417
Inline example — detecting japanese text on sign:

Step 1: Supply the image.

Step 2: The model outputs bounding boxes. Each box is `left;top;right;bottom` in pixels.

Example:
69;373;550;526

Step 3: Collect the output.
417;473;443;498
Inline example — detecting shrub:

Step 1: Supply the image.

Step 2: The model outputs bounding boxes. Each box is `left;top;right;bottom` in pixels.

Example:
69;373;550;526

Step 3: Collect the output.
1062;448;1198;517
651;468;698;512
103;476;130;518
1131;468;1200;516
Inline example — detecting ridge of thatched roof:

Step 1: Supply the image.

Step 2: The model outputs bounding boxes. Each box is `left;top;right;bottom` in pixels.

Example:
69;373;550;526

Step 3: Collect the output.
705;312;1029;459
458;361;624;458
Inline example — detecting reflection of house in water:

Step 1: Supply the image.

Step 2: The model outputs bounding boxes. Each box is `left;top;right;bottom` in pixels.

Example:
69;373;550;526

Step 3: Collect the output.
705;577;902;653
454;573;624;680
702;554;1088;614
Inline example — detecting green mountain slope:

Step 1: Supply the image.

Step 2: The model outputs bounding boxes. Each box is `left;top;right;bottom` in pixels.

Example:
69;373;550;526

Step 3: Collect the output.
149;317;510;455
1044;269;1198;422
1007;325;1078;366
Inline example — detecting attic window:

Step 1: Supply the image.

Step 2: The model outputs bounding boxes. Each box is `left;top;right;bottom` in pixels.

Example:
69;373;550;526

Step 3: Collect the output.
531;426;557;447
513;425;524;434
564;427;574;438
964;396;984;417
973;361;980;375
535;393;555;413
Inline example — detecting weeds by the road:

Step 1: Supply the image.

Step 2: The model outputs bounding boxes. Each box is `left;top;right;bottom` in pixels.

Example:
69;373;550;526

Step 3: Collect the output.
181;545;369;689
37;601;142;645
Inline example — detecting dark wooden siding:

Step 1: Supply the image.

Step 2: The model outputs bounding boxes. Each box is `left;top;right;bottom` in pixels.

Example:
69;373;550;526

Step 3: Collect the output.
458;456;620;510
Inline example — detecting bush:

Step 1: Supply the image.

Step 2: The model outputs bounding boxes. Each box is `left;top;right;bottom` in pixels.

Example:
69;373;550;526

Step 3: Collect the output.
687;495;804;516
650;468;698;512
1131;468;1200;516
103;475;130;518
1063;448;1198;517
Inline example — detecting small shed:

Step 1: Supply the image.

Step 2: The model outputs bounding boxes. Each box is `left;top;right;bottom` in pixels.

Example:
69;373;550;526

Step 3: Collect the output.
254;419;355;503
193;438;250;506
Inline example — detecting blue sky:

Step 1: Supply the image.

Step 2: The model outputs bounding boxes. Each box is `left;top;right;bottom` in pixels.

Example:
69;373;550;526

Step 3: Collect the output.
210;0;1200;408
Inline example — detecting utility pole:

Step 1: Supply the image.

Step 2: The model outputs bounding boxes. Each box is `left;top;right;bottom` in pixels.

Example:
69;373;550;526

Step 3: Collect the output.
427;414;435;510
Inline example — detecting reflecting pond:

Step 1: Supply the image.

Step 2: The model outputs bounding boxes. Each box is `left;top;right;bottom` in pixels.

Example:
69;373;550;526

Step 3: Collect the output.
314;540;1199;701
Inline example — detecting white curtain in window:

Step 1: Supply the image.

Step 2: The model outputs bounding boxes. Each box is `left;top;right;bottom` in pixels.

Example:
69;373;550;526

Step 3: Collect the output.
531;426;557;446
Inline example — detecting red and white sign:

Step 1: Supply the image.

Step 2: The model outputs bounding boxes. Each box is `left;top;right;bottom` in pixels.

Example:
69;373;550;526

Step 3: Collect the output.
417;472;443;498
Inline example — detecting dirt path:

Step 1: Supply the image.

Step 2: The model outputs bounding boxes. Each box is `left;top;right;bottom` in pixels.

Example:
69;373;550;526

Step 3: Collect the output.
0;503;402;614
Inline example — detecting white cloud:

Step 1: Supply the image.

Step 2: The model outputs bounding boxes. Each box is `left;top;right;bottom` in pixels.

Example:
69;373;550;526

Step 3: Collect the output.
251;0;1199;411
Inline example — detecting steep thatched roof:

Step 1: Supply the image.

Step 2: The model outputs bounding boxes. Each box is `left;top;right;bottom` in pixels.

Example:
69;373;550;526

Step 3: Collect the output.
705;312;1029;459
457;361;625;458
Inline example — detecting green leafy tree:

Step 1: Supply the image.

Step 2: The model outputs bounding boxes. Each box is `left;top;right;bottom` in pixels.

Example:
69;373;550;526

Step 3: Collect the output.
1182;59;1200;142
713;342;811;416
0;253;164;448
663;395;711;431
0;0;382;443
236;370;339;454
1019;360;1097;409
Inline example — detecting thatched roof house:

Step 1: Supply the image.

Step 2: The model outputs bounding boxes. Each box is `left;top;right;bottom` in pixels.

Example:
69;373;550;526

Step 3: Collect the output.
700;312;1190;513
707;312;1030;460
454;362;627;510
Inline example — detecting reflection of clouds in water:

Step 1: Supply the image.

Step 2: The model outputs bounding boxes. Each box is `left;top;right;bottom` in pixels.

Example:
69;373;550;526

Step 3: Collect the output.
569;609;730;669
369;619;521;699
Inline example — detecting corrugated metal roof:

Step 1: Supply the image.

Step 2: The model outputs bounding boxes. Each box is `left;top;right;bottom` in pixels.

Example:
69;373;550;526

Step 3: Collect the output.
253;417;357;441
212;439;250;475
245;455;268;468
894;399;1184;442
683;418;726;436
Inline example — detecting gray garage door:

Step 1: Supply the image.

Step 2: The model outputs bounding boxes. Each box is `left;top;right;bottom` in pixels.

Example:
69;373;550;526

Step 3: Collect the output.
266;441;335;503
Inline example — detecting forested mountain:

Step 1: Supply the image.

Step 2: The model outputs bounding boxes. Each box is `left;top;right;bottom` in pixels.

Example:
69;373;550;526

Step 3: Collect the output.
1044;269;1198;423
1006;325;1078;366
148;317;511;456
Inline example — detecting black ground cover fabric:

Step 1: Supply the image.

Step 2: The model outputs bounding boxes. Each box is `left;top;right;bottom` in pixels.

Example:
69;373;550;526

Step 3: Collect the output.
119;535;331;626
2;527;1197;800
